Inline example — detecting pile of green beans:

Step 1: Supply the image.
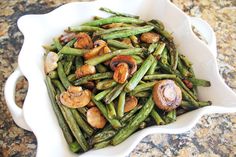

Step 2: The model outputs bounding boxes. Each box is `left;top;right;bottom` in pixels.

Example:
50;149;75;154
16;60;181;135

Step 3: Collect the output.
44;7;211;154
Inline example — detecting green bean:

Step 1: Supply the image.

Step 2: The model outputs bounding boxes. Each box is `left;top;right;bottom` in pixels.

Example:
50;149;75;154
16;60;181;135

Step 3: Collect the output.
147;22;173;41
94;105;142;144
96;64;108;73
147;60;158;75
94;89;112;101
75;56;83;68
59;46;88;56
134;91;151;98
43;44;56;52
180;87;199;107
74;72;113;85
93;140;111;149
48;71;58;79
93;16;103;20
148;43;158;54
153;42;165;57
52;80;66;93
117;91;126;119
64;56;75;75
164;109;176;124
68;26;104;32
107;102;117;119
130;35;140;47
69;141;81;153
85;48;142;66
83;16;144;26
57;62;71;89
45;77;73;145
199;101;212;107
92;97;121;129
77;107;88;118
179;54;192;68
139;80;146;84
58;100;89;151
65;38;77;47
143;74;176;80
71;109;94;136
188;78;211;87
100;7;139;18
188;66;198;96
53;37;63;51
131;55;143;64
101;25;154;40
104;82;127;104
175;77;197;100
170;49;178;70
92;130;116;144
149;19;164;31
125;54;155;92
177;58;192;77
130;82;156;95
181;100;211;109
110;46;118;51
95;27;134;36
120;105;142;124
96;79;117;90
67;74;76;82
161;47;169;65
151;109;165;125
111;96;154;145
158;62;182;78
107;39;132;49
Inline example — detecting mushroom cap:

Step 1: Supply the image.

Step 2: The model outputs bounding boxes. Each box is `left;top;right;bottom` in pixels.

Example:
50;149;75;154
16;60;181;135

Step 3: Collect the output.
75;64;96;78
113;62;129;84
140;32;160;44
74;32;93;49
87;107;107;128
124;96;138;112
60;86;92;108
44;51;59;74
152;79;182;111
110;55;137;75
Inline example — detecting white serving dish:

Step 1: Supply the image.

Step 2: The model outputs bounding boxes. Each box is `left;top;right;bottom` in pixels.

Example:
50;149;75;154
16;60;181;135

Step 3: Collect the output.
4;0;236;156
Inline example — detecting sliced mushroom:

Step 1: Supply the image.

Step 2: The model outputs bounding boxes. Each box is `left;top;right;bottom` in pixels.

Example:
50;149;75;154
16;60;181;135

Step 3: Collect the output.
44;52;59;74
124;96;138;112
110;55;137;74
122;38;133;47
152;79;182;111
87;107;107;128
74;32;93;49
100;45;111;55
60;86;91;108
113;63;129;84
59;32;76;44
75;64;96;78
140;32;160;43
83;40;110;60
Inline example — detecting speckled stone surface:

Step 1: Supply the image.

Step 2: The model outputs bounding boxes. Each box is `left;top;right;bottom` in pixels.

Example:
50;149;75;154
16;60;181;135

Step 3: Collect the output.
0;0;235;157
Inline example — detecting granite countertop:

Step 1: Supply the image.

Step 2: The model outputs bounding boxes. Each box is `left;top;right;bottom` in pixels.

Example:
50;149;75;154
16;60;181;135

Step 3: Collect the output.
0;0;235;156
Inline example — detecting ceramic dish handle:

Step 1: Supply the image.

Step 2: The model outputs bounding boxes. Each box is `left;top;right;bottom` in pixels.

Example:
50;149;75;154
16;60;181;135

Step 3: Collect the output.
4;67;32;131
190;17;217;57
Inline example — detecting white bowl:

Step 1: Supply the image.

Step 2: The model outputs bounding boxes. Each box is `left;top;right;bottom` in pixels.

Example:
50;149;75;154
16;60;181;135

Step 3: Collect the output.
4;0;236;156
